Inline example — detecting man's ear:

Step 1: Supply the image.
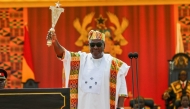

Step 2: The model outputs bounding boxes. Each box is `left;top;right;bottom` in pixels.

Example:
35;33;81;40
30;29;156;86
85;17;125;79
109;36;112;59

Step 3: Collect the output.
4;80;7;87
102;41;105;48
4;79;6;83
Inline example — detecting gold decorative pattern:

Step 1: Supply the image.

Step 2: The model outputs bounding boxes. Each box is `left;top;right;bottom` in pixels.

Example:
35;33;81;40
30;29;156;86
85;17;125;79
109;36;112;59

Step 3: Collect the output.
186;82;190;93
73;12;129;57
173;55;188;68
95;15;107;29
1;0;190;7
171;81;182;93
73;12;95;47
107;12;128;46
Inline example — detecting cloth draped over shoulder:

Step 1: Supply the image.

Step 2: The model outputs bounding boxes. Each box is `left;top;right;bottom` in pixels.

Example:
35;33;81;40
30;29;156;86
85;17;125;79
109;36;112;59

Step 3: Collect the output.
60;48;130;109
170;80;190;100
163;80;190;109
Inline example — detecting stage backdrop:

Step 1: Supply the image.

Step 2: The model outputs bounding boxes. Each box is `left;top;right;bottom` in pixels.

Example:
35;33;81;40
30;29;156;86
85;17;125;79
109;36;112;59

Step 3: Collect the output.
27;5;176;108
0;8;25;88
178;4;190;54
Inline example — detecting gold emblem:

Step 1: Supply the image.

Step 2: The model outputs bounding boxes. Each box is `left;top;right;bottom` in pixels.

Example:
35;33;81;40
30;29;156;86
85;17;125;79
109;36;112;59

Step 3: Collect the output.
73;12;129;57
187;85;190;89
176;84;180;89
174;56;188;68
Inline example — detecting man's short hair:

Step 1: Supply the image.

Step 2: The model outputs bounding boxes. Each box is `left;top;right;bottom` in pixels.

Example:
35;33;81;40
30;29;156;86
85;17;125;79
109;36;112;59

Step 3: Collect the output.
181;94;189;100
178;70;187;79
135;96;145;103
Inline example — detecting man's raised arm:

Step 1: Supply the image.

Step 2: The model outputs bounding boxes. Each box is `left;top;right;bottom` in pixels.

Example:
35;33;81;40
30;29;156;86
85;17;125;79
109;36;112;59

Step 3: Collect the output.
47;31;65;58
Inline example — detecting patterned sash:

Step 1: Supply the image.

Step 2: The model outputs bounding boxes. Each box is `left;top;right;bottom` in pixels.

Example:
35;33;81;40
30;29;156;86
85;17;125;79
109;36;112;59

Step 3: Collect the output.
68;54;123;109
68;52;80;109
110;57;123;109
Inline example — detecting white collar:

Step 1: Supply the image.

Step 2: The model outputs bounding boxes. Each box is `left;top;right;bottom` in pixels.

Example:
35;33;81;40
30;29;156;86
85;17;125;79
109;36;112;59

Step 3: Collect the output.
180;80;187;84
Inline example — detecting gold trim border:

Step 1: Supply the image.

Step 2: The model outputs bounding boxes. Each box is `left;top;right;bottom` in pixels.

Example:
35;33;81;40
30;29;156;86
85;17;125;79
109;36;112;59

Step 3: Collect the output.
0;0;190;8
0;92;66;109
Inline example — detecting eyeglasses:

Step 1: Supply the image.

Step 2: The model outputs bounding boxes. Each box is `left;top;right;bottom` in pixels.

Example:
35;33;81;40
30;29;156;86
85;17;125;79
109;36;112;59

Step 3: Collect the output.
89;42;102;47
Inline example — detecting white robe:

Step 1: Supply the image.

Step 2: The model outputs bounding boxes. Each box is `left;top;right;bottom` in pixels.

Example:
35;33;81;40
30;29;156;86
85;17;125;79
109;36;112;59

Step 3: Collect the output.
61;49;130;109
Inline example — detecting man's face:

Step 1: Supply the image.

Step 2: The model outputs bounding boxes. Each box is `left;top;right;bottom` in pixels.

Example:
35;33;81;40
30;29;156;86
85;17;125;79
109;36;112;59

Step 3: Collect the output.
181;96;189;108
89;39;105;59
0;79;6;89
179;71;187;81
138;99;145;108
135;98;145;109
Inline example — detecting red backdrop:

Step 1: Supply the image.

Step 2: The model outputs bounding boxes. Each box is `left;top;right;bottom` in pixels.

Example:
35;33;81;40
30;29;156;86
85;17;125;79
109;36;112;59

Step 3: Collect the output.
28;5;176;108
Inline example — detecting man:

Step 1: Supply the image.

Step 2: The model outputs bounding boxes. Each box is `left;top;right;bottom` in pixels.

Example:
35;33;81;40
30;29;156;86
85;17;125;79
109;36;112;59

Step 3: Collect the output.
0;69;7;89
133;96;145;109
178;95;190;109
48;30;130;109
163;70;190;109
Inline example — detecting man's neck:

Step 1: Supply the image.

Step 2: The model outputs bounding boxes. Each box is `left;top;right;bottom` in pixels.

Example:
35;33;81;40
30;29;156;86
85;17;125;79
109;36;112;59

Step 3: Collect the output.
180;80;187;82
